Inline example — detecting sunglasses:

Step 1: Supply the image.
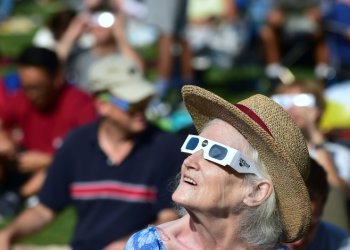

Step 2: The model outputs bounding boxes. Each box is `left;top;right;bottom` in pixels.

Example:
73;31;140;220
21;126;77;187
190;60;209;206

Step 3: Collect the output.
181;135;261;177
271;94;316;110
98;93;129;110
97;93;149;113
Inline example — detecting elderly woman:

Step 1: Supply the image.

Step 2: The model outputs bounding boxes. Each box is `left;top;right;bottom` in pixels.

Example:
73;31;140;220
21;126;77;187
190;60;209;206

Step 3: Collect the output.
125;85;312;250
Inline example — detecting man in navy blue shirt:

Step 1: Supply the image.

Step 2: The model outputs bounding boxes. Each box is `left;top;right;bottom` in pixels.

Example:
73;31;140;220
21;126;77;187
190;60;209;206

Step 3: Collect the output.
280;158;350;250
0;55;185;250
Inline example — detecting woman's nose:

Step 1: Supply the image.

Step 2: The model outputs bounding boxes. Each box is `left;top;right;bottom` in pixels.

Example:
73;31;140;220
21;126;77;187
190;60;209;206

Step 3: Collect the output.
183;149;204;170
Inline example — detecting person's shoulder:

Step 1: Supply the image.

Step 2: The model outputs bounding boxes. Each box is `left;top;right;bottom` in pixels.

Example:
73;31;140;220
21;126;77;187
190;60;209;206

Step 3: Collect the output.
320;220;350;237
61;83;94;102
61;120;98;146
125;226;165;250
144;125;184;147
67;120;97;136
315;220;350;249
1;89;28;110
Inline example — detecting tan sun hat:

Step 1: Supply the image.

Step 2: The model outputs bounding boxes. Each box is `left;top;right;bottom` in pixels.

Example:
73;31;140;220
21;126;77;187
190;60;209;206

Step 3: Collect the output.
182;85;311;243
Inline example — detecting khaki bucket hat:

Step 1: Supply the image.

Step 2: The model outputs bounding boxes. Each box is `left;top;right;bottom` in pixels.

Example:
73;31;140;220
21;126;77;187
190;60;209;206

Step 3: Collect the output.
182;85;311;242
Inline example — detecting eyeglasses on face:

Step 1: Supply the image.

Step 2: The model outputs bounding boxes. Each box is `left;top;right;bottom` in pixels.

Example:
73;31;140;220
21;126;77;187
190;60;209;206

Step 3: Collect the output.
97;93;149;114
181;134;262;177
271;94;316;110
98;93;129;111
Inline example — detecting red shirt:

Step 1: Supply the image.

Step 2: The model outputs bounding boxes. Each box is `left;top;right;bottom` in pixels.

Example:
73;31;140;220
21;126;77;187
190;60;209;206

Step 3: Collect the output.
0;83;97;154
0;77;18;110
0;79;6;110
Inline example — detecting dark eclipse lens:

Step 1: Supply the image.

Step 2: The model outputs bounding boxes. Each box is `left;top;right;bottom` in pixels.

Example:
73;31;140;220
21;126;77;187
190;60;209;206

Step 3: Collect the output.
186;137;199;150
209;144;228;160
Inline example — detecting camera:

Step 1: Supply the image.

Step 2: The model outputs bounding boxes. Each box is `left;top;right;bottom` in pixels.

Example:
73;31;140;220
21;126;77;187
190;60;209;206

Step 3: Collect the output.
90;11;115;28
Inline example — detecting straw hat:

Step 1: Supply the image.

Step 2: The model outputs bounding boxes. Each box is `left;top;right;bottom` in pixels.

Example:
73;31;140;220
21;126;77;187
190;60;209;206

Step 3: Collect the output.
182;85;311;242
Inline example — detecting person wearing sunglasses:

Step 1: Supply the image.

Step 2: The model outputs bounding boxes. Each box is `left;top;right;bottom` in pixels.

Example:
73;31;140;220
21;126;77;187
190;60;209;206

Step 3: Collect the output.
273;81;350;230
125;85;312;249
0;55;185;250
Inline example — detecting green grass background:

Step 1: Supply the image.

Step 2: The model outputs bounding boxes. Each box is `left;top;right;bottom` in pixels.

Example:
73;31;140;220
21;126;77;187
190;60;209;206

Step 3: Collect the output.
0;207;75;245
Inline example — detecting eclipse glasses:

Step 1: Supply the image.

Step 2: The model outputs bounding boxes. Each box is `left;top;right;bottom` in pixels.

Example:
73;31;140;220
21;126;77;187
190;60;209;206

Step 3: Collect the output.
271;94;316;110
181;135;261;177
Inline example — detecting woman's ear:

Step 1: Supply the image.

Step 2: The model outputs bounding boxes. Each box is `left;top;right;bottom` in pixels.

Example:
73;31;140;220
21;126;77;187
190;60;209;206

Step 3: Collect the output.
243;180;273;207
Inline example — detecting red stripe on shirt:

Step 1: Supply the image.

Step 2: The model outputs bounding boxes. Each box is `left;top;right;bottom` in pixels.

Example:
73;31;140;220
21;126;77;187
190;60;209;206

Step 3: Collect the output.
70;181;157;202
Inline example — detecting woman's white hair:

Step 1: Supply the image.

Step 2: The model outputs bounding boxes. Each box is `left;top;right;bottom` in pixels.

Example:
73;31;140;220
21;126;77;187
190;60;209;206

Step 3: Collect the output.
238;146;283;249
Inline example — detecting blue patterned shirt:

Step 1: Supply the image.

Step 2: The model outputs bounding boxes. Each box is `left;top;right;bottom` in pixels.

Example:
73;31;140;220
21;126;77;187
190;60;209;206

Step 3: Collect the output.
125;226;166;250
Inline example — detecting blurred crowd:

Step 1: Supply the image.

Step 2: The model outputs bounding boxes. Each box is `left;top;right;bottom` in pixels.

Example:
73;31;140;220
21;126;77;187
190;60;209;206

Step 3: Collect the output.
1;0;350;249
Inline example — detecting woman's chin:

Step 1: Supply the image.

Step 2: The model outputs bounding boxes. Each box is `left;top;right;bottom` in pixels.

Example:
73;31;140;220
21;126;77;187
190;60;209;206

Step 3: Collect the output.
172;188;194;207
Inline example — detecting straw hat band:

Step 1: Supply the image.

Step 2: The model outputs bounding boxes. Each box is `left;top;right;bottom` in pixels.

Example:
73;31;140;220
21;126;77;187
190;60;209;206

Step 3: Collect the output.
234;103;274;138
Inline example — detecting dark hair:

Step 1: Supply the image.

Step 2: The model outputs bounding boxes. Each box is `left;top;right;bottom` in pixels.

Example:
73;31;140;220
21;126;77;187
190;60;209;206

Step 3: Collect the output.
306;157;330;205
17;46;60;76
89;0;116;12
48;9;76;40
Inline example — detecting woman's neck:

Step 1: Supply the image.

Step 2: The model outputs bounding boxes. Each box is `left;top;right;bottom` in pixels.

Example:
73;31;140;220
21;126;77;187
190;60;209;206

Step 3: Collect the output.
161;213;249;250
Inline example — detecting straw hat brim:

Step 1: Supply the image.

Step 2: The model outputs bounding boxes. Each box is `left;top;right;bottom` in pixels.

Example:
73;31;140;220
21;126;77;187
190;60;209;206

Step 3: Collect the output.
182;85;311;242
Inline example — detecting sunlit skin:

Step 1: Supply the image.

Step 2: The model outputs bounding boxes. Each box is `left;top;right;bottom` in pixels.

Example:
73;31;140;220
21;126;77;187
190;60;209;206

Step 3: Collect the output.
276;86;319;130
88;22;115;46
286;104;320;135
83;0;102;9
95;97;149;135
172;119;252;215
18;66;61;112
